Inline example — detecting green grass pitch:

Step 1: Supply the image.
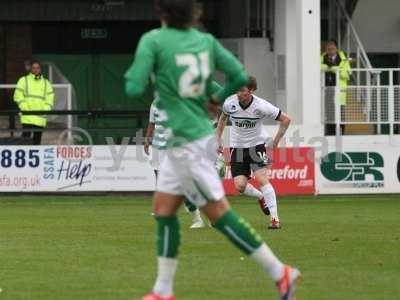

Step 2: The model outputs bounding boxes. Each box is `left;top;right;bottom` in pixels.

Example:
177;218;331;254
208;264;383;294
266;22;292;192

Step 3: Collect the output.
0;195;399;300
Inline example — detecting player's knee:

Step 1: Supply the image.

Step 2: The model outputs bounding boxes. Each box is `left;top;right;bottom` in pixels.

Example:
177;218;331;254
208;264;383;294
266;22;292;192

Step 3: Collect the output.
235;181;247;193
153;192;182;216
202;198;230;224
256;177;269;187
254;169;270;186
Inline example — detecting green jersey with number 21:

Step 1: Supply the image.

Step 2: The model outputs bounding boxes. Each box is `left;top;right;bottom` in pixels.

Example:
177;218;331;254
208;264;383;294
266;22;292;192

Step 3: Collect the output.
125;26;248;147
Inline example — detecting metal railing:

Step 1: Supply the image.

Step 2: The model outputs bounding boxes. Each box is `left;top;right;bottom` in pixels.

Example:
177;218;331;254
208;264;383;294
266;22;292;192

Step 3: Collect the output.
321;68;400;136
335;0;373;71
0;83;73;140
0;110;148;145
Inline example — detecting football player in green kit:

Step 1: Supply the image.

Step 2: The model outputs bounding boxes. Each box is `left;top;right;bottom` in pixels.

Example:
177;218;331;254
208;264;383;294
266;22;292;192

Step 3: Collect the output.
145;96;206;229
125;1;300;299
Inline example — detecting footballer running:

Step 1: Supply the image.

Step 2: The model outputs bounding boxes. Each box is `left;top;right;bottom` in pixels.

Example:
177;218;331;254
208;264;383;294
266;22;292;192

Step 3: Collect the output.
216;76;291;229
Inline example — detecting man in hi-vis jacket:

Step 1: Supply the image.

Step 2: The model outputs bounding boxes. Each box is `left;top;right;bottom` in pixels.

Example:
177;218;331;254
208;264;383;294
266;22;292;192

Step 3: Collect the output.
13;60;55;145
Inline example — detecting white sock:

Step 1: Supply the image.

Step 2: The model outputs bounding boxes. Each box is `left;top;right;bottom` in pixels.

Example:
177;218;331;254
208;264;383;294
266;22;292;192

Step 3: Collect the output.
250;243;284;281
261;184;279;220
191;209;202;223
153;257;178;297
242;183;263;199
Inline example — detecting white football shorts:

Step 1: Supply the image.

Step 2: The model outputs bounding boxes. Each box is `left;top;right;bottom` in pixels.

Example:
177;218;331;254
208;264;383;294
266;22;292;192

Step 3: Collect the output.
156;134;225;207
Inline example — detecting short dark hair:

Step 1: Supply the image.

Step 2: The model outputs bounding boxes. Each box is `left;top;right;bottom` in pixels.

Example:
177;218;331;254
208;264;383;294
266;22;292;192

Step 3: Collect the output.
31;60;41;67
327;39;338;47
155;0;199;29
247;75;257;91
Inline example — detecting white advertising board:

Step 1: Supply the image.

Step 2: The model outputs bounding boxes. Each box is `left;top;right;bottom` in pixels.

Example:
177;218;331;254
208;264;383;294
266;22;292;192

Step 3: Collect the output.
2;144;399;194
0;145;156;192
316;145;400;194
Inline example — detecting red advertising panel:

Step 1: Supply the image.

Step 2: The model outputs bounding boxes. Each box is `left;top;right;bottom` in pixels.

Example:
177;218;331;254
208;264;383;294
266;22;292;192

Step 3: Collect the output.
223;147;315;195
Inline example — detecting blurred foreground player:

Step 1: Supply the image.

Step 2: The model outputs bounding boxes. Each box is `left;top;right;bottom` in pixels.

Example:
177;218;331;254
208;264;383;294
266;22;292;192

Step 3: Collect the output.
216;76;291;229
145;97;206;229
125;1;300;299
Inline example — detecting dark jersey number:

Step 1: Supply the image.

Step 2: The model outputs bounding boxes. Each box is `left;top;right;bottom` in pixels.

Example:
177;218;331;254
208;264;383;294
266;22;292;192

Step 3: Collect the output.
1;150;12;168
0;149;40;168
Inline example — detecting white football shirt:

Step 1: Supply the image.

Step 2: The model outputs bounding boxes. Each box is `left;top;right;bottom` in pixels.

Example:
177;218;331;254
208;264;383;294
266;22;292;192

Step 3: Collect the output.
222;94;281;148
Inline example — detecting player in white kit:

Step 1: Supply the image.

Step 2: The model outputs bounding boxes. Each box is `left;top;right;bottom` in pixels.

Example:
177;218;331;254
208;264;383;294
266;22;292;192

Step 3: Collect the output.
145;98;206;229
216;76;291;229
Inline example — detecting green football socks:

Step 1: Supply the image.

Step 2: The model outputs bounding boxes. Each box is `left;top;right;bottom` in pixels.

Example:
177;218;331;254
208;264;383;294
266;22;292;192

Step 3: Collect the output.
214;210;263;255
156;216;180;258
214;209;284;280
154;216;180;297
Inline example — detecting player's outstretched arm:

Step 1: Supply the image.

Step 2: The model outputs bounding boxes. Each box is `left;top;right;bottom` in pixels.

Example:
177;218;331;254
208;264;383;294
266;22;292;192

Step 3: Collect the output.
216;113;227;140
216;113;228;152
124;33;156;98
144;122;155;155
272;112;291;148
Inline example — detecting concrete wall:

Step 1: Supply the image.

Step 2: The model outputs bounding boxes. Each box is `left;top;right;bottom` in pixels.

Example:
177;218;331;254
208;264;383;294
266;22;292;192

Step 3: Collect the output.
274;0;321;129
242;39;275;104
219;38;276;116
353;0;400;53
220;0;321;130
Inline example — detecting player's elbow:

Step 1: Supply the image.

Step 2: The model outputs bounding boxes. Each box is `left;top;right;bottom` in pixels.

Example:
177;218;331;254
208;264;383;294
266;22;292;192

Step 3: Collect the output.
279;113;291;127
125;81;144;98
284;115;291;126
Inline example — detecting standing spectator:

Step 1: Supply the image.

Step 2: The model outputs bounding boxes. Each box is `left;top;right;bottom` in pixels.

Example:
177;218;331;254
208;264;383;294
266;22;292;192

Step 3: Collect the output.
321;40;351;134
13;60;55;145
